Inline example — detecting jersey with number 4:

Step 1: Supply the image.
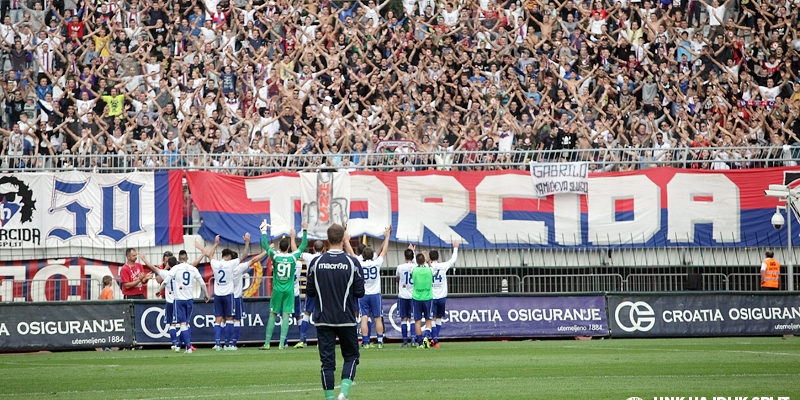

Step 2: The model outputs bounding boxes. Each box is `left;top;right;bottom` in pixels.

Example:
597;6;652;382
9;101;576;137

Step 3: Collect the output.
395;262;416;299
211;258;240;296
361;256;384;295
160;263;205;301
431;248;458;299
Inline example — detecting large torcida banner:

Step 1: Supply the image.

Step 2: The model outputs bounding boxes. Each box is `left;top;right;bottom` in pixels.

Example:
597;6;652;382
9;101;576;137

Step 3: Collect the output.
0;171;184;248
186;168;796;248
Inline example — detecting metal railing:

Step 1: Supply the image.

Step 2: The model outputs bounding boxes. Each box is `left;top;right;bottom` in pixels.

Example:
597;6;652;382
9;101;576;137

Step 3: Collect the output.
2;145;796;172
377;274;520;296
5;270;798;302
448;274;522;294
522;274;624;293
727;273;763;291
381;276;399;296
626;273;729;291
1;279;104;302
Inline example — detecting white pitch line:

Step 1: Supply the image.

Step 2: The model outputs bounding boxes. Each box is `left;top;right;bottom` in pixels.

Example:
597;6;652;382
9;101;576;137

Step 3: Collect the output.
135;388;315;400
128;374;800;400
7;374;800;399
0;382;320;397
560;345;800;357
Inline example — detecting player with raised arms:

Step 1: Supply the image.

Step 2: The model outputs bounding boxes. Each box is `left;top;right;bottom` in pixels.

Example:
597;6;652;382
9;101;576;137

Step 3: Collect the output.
430;241;458;347
280;229;305;348
306;223;364;400
141;250;203;352
395;244;417;347
259;220;308;350
412;251;434;349
295;239;325;348
358;226;392;349
154;256;210;353
230;232;267;350
201;235;240;350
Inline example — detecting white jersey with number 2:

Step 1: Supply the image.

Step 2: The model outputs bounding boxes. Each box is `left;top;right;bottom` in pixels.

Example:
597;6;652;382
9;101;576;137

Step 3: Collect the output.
210;258;239;296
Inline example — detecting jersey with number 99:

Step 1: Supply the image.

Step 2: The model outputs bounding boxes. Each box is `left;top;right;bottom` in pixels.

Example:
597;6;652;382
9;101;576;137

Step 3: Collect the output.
211;258;239;296
360;256;384;295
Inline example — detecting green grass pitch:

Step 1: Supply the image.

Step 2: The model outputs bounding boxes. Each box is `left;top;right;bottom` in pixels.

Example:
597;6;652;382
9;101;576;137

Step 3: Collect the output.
1;338;799;400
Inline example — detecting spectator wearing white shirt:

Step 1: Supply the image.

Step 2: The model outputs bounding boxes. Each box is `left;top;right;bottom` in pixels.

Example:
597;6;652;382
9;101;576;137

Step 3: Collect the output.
698;0;729;37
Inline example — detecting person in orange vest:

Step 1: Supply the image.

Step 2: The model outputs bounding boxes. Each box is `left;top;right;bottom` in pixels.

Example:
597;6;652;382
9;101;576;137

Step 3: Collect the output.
761;250;781;290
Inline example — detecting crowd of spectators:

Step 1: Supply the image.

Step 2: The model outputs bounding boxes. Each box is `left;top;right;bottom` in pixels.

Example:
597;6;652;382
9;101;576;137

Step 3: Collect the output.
0;0;799;173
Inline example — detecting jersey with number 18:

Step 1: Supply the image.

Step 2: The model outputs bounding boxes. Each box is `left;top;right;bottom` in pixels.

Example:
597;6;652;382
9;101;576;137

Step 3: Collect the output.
395;262;416;299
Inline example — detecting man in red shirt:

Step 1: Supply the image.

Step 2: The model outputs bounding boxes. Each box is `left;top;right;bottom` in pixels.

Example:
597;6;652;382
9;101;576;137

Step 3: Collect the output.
67;20;85;39
120;248;153;299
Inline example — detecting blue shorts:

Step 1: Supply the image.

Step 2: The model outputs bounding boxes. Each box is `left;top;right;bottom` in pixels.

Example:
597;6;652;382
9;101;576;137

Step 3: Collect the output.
232;297;245;320
214;293;235;318
280;296;301;319
304;296;316;313
359;294;382;318
413;299;432;321
175;300;194;324
432;298;447;318
164;301;176;325
398;298;413;320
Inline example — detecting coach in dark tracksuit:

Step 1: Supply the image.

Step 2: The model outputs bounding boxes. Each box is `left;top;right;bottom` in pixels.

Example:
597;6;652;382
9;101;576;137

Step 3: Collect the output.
306;223;364;400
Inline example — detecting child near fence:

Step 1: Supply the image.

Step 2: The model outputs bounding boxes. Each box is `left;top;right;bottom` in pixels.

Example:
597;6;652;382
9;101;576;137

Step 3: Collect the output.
100;276;114;300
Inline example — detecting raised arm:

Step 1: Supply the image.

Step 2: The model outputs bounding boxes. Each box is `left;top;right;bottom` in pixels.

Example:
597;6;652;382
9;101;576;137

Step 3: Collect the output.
343;225;356;256
377;226;393;258
243;232;251;258
139;253;161;275
259;219;276;259
291;222;309;257
445;241;459;267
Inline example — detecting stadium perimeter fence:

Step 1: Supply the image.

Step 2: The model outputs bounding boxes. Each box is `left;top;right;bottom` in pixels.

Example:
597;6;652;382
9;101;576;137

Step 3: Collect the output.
2;233;797;301
2;145;798;172
6;269;795;302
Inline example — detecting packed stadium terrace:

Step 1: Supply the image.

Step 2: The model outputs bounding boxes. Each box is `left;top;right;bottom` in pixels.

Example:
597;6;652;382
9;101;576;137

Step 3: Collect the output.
0;0;799;173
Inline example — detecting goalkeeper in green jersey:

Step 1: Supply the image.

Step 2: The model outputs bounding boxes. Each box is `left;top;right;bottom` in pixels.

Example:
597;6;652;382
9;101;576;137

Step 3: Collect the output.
259;220;308;350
